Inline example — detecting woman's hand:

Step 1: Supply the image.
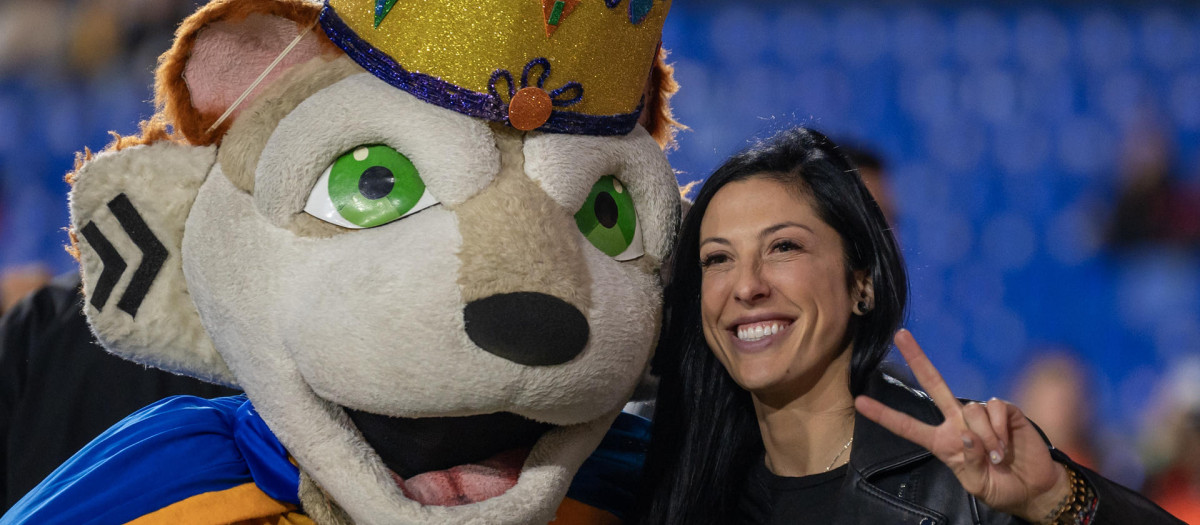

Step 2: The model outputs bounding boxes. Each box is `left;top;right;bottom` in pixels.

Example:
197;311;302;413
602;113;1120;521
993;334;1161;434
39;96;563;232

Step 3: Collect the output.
854;330;1071;523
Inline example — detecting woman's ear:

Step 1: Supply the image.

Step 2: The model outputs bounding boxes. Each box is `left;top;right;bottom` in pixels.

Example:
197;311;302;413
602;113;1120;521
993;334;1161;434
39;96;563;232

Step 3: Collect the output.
852;271;874;316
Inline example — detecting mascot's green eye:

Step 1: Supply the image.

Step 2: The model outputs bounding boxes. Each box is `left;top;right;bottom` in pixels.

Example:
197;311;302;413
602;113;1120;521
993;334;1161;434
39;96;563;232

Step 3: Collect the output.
303;144;439;229
574;175;644;261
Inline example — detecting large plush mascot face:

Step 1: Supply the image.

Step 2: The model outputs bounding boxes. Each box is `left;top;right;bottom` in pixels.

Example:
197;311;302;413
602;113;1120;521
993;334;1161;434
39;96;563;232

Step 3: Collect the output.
68;0;678;523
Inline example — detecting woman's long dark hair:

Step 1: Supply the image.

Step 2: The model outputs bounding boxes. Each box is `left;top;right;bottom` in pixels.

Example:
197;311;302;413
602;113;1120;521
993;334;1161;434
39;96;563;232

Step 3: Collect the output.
635;128;908;525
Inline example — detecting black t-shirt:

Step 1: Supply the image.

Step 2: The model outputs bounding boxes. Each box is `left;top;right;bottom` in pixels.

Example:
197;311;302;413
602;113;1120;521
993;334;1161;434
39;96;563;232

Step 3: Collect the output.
738;458;847;525
0;274;239;510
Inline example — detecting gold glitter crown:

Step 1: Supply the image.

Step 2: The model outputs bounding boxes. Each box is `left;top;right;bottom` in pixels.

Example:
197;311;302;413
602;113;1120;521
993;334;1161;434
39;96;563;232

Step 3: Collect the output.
320;0;671;135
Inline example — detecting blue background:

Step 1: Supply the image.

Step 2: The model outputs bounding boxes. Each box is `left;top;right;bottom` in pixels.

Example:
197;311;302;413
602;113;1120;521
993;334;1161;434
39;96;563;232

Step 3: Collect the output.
659;1;1200;444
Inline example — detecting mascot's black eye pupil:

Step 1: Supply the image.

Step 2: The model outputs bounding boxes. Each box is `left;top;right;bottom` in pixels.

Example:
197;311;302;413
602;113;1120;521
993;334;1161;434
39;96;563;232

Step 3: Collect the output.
358;166;396;200
594;191;618;228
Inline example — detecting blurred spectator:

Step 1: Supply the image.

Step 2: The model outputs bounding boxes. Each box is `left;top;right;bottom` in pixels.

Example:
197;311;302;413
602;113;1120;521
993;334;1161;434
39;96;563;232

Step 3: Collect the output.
1142;358;1200;524
1107;124;1200;249
1012;351;1145;490
842;144;896;225
1014;353;1098;468
0;266;51;316
0;1;69;76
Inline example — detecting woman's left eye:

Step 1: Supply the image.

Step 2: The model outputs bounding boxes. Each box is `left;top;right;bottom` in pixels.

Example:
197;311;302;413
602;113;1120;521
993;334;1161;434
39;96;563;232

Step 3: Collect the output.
773;240;802;253
303;144;440;229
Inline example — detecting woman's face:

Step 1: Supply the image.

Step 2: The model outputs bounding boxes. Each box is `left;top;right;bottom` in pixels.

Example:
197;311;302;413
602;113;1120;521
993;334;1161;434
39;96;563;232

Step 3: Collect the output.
698;176;865;399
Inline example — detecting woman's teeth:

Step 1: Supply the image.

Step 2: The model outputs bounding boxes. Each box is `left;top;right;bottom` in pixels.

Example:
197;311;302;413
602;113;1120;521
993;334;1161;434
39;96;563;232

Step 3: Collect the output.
736;321;789;342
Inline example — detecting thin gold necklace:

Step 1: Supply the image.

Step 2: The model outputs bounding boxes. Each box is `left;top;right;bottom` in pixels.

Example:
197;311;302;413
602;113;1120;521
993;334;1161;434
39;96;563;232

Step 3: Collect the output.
826;436;853;471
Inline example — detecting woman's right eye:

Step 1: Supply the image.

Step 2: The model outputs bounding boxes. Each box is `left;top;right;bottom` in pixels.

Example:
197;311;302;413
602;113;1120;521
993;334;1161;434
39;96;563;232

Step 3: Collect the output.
700;253;729;268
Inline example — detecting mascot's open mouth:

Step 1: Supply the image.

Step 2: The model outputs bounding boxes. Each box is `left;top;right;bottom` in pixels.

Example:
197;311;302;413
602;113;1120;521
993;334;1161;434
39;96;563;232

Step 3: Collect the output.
345;408;554;506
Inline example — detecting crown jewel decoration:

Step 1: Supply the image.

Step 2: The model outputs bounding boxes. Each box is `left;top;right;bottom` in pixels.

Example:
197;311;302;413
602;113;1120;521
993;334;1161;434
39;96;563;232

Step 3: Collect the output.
542;0;580;36
321;0;671;135
373;0;398;28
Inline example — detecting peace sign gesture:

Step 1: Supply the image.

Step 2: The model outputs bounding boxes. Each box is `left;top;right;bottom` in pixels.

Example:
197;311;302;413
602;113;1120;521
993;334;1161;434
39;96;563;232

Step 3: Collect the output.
854;330;1072;523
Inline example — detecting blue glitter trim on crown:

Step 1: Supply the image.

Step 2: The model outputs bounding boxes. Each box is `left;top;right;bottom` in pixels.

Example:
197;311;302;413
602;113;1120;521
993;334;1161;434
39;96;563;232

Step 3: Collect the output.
319;5;641;136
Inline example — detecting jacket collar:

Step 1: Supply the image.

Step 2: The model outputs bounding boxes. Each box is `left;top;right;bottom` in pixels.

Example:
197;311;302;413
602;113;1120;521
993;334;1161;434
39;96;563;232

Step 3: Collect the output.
849;370;943;478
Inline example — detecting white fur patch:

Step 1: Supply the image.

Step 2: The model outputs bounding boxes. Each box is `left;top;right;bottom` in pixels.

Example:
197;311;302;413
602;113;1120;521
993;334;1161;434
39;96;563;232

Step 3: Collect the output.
69;141;236;386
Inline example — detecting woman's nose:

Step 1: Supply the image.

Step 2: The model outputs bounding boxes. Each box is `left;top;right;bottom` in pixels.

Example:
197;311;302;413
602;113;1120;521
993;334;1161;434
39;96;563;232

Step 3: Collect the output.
732;263;769;304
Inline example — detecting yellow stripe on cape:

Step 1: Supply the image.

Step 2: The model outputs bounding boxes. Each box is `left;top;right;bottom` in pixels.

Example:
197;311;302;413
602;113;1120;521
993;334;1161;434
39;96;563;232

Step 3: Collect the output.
551;497;623;525
127;484;618;524
126;482;313;525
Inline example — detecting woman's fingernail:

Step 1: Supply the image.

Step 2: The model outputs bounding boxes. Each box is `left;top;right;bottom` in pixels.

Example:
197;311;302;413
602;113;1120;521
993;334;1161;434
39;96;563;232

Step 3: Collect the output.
989;450;1002;464
962;436;974;449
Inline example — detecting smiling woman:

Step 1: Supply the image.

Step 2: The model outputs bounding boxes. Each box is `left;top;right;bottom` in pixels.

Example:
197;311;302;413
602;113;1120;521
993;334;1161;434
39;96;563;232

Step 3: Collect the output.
634;128;1183;525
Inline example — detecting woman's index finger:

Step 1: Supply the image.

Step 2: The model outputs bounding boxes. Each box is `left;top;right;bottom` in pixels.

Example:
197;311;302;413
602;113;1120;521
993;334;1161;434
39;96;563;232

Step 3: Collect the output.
855;395;938;450
894;329;963;419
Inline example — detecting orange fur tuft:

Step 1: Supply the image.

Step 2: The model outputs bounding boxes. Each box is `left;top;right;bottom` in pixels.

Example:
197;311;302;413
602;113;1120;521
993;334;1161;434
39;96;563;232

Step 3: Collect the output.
642;46;685;151
64;146;95;262
678;180;700;201
65;229;81;262
62;113;180;262
105;114;179;152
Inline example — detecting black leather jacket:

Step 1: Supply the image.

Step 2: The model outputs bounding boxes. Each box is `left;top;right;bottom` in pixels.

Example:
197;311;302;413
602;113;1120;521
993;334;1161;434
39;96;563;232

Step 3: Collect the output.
837;372;1184;525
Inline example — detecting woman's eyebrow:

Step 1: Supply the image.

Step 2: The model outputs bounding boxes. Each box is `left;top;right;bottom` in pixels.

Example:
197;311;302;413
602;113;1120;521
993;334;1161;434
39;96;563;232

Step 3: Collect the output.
761;222;814;239
699;236;731;248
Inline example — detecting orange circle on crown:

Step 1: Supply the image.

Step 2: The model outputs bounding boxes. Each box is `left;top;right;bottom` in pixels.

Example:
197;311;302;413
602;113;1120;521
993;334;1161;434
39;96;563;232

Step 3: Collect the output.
509;87;553;131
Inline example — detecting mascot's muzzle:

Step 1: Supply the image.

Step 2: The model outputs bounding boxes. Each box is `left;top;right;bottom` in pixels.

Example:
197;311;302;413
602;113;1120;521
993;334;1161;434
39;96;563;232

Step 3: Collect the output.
463;292;589;366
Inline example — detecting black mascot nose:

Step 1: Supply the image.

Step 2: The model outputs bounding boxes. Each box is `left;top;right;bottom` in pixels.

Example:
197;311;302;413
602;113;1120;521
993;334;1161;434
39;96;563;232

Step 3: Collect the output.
463;292;589;366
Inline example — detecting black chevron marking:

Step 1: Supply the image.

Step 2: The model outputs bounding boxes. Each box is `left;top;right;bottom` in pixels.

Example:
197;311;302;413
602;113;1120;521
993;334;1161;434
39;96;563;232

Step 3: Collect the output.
79;221;126;310
107;193;168;317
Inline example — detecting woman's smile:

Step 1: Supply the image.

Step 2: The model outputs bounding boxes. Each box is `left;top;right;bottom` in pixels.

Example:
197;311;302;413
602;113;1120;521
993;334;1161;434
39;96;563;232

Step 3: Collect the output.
729;317;793;351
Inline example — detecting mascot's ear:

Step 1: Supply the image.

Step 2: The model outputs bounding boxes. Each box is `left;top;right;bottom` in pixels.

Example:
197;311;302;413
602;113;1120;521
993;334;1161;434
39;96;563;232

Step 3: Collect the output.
69;0;330;386
159;0;332;145
639;45;684;151
70;142;237;385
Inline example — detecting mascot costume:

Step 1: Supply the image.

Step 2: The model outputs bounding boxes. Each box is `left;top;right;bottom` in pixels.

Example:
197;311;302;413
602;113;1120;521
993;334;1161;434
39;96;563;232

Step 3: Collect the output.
2;0;680;523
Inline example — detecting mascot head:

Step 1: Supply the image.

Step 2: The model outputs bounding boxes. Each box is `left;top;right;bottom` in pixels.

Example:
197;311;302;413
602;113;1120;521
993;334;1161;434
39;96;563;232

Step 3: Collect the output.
68;0;679;522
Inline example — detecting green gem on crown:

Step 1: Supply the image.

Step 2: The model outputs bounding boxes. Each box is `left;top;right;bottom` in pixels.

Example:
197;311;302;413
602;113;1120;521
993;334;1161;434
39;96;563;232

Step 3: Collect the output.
548;0;566;25
374;0;399;28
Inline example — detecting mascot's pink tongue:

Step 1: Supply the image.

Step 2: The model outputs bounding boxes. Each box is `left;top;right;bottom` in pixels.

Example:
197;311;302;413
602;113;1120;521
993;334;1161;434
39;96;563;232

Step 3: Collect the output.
393;449;527;506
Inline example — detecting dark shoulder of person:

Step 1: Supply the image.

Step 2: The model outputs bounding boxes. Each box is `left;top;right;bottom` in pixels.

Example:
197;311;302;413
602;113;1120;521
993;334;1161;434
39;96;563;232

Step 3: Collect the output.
0;273;239;510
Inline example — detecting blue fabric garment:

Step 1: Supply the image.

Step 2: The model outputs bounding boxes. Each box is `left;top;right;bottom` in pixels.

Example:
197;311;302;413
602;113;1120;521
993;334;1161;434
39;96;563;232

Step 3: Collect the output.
566;411;652;521
1;393;647;524
233;401;302;505
0;395;299;525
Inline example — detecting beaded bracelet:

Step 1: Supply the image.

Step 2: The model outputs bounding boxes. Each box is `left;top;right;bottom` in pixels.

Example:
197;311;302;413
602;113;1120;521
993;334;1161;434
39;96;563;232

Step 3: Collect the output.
1040;465;1098;525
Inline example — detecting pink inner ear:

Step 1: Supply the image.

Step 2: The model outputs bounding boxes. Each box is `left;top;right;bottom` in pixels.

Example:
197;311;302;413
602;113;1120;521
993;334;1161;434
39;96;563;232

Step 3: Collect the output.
186;13;326;120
